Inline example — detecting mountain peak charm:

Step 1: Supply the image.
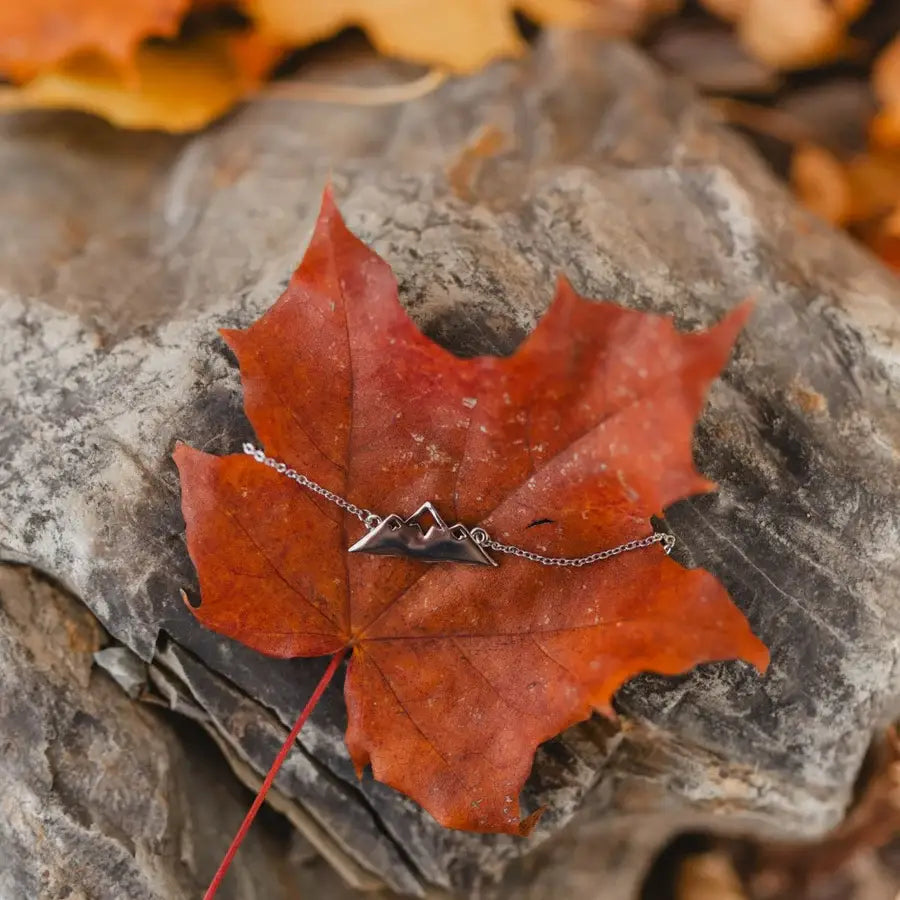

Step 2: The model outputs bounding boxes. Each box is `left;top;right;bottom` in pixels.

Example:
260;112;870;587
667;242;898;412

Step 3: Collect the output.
349;502;497;566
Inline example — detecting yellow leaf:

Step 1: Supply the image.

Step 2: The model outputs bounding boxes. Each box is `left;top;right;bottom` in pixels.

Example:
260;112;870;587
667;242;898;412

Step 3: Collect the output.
0;0;190;81
0;33;283;133
676;853;747;900
737;0;869;70
241;0;589;72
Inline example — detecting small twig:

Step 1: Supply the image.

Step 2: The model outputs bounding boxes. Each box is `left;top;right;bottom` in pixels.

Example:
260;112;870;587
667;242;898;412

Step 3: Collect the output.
263;68;447;105
708;97;814;147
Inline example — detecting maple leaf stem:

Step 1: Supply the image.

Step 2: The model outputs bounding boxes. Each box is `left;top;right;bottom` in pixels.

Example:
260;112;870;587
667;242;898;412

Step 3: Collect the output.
203;648;348;900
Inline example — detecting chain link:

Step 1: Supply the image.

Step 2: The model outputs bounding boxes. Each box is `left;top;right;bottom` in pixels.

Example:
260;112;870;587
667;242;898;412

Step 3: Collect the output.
475;531;675;566
242;443;381;528
242;443;675;567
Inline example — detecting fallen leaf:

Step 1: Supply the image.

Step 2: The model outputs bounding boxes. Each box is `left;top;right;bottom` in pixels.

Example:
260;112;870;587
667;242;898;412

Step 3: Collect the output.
0;0;190;82
175;187;769;834
698;0;747;23
845;150;900;222
790;143;900;269
790;145;900;271
240;0;588;72
0;32;284;133
585;0;683;38
791;143;853;226
677;852;748;900
881;206;900;238
735;0;869;70
870;36;900;149
858;220;900;272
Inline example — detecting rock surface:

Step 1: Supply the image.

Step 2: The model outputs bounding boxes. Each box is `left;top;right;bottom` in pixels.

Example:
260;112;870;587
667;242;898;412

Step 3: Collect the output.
1;29;899;898
0;566;363;900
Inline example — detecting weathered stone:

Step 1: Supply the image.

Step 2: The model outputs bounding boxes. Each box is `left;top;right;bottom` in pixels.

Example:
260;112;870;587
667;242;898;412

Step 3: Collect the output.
94;645;149;698
0;566;362;900
1;29;898;897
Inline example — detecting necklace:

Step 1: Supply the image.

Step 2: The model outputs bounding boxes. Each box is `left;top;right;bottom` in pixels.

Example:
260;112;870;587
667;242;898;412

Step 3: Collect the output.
242;443;675;568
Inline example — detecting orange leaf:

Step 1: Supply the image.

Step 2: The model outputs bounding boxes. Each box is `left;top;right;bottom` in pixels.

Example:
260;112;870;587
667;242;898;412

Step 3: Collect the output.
0;32;284;133
735;0;869;70
871;232;900;271
698;0;748;23
871;36;900;150
0;0;190;82
856;212;900;272
240;0;589;72
790;143;853;226
175;188;769;834
845;150;900;223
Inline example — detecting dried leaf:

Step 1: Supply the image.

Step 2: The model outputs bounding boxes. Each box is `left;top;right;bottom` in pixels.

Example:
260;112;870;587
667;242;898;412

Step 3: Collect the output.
791;143;853;226
240;0;588;72
856;213;900;273
677;852;748;900
175;188;769;834
864;225;900;272
871;36;900;149
845;150;900;222
790;144;900;271
586;0;683;38
698;0;748;24
0;33;283;133
0;0;190;82
737;0;869;70
872;35;900;105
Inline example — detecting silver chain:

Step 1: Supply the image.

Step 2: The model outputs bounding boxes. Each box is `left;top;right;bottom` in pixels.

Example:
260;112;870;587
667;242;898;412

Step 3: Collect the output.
242;443;675;566
242;443;382;529
473;530;674;566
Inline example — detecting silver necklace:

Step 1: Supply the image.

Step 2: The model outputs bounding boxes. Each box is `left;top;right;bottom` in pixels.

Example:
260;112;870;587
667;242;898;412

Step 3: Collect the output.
242;443;675;568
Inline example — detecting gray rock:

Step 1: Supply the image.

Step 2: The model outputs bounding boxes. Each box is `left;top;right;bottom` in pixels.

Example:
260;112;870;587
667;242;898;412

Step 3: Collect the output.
0;566;363;900
94;645;148;698
1;29;898;897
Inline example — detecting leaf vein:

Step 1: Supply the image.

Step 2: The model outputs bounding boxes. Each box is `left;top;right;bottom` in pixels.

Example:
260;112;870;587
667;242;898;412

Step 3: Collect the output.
367;654;453;767
222;505;340;631
451;637;532;718
355;359;698;636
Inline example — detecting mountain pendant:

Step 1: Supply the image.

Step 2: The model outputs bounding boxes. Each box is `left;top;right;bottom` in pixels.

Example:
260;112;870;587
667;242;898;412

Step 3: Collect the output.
348;501;497;567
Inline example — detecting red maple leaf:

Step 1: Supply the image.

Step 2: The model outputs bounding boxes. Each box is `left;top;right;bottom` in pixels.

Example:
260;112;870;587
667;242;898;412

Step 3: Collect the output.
175;187;768;863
